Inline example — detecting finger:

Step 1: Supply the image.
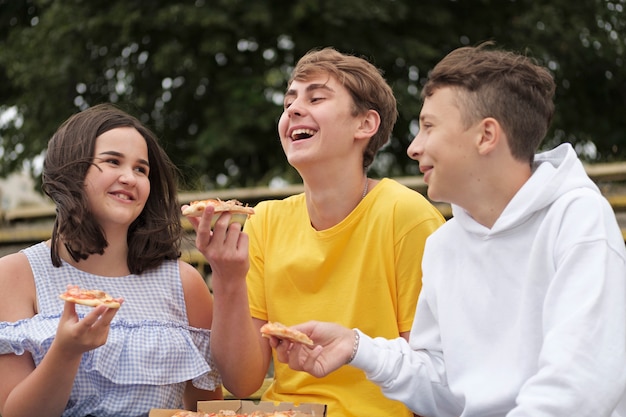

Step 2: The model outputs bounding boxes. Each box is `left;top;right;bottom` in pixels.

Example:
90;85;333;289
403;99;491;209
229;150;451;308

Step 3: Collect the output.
301;345;325;374
223;222;244;247
181;205;201;231
267;335;281;349
212;212;236;243
62;300;79;322
285;343;305;370
195;206;216;247
97;305;122;327
237;231;249;251
79;304;109;328
275;339;295;363
187;215;200;231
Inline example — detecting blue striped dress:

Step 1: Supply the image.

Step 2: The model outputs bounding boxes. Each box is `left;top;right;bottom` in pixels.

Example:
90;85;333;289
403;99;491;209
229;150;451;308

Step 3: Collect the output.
0;242;220;417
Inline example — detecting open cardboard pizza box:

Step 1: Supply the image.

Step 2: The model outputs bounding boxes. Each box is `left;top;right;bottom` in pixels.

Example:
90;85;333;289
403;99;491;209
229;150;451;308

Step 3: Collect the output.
150;400;327;417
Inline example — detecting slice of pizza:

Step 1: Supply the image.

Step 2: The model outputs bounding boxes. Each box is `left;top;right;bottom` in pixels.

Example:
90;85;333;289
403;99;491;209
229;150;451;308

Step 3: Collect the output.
59;285;122;309
260;321;315;347
181;198;255;226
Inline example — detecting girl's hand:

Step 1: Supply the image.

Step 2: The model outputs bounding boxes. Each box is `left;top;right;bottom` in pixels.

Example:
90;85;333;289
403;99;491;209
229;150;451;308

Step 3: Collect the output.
54;300;122;357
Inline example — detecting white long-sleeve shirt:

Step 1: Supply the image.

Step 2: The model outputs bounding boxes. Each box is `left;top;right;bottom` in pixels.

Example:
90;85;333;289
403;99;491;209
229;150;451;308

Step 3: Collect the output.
352;144;626;417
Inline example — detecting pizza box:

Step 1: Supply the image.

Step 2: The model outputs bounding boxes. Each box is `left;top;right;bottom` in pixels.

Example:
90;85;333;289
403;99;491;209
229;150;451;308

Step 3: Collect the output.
149;409;182;417
149;400;327;417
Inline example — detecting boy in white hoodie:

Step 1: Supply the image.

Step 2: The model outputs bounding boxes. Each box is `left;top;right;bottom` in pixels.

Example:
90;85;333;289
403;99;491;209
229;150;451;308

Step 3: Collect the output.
274;44;626;417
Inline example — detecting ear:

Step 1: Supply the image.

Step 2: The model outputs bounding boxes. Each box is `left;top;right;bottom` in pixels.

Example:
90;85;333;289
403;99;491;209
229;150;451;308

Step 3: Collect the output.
354;109;381;141
476;117;501;155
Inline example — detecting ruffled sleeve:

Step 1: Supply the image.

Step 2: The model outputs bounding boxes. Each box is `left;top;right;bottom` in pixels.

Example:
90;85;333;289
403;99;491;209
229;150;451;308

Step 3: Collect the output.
0;315;57;357
86;318;220;390
0;315;221;391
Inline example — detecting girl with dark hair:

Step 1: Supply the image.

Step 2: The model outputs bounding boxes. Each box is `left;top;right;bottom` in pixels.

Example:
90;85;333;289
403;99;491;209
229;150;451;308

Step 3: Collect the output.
0;104;222;417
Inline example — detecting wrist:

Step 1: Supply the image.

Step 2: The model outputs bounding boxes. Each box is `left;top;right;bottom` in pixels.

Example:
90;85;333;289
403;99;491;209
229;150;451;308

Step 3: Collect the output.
346;329;360;364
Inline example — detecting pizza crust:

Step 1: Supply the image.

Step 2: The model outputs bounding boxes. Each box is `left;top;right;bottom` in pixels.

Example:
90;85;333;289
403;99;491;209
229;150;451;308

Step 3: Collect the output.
260;321;315;346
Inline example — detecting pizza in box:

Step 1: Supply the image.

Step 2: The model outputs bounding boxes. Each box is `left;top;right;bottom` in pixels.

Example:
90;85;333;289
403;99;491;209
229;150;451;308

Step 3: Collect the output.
171;411;301;417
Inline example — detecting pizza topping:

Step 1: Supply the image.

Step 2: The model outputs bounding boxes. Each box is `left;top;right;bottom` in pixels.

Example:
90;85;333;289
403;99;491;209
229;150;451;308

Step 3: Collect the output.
181;198;255;225
260;321;315;347
59;285;121;309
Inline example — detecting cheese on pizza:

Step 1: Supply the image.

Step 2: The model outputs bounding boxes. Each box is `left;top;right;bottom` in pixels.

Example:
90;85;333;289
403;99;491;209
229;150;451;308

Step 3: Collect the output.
59;285;121;309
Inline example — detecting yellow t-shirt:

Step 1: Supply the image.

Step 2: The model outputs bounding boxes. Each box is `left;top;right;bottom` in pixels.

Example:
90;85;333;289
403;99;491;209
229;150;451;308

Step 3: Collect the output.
245;178;445;417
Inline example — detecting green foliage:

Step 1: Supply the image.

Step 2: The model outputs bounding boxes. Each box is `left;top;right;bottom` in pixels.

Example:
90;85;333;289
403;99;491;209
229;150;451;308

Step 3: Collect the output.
0;0;624;190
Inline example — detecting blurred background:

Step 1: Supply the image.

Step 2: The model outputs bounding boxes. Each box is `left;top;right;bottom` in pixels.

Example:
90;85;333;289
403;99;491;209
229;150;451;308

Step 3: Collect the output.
1;0;625;199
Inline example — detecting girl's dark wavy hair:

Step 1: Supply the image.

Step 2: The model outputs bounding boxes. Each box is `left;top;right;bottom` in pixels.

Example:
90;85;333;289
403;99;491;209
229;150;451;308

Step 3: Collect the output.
42;103;183;274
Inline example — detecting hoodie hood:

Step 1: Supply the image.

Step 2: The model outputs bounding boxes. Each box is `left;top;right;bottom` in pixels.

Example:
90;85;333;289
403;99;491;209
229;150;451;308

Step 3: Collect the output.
453;143;601;235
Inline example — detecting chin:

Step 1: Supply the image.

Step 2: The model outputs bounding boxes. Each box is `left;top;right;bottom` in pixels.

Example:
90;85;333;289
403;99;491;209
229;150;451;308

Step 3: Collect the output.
426;188;445;204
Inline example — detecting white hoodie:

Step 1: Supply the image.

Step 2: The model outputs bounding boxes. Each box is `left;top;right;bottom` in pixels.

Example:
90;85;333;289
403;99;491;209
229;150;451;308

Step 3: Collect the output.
352;144;626;417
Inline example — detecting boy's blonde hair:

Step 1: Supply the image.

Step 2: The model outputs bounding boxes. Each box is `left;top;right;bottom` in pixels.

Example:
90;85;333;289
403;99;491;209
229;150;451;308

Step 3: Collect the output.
289;47;398;169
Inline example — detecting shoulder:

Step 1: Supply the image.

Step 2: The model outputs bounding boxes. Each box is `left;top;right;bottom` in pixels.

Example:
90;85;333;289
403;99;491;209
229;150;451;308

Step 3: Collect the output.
245;194;306;229
0;251;35;283
0;251;37;321
374;179;445;224
549;188;624;247
0;250;30;269
178;260;210;294
377;178;430;202
254;194;305;213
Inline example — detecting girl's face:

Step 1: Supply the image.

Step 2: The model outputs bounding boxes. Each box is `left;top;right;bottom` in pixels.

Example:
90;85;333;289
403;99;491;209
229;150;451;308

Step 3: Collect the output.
84;127;150;230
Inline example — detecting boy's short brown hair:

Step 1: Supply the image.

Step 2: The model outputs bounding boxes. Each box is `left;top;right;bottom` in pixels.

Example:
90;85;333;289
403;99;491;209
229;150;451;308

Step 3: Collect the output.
289;47;398;169
423;43;556;164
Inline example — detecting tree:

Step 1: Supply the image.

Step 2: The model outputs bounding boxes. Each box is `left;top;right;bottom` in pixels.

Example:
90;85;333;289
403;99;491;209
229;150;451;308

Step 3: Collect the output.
1;0;624;190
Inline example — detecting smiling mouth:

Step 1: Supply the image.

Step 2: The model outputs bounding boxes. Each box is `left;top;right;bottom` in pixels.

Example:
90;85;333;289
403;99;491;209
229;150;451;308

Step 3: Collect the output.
291;128;317;141
112;192;133;201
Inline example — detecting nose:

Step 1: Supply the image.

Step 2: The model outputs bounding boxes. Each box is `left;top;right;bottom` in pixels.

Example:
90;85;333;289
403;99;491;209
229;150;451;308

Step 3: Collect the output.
407;131;424;161
285;98;305;118
118;167;137;185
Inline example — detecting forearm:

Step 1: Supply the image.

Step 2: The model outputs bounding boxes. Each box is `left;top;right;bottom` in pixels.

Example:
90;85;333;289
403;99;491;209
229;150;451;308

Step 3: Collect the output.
3;342;81;417
352;331;460;417
210;278;268;397
183;382;223;410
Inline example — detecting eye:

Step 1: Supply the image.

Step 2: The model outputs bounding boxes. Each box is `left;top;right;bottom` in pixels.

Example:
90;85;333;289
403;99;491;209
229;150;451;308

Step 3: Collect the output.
310;96;325;104
284;96;297;109
419;121;433;131
103;157;120;165
134;165;149;175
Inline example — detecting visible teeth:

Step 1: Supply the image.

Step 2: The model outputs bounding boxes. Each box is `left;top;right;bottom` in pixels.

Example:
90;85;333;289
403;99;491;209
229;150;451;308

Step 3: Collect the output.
292;128;317;140
114;193;130;200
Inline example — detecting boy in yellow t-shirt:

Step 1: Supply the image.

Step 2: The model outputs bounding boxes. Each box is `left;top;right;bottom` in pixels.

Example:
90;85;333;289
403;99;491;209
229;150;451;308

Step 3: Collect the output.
186;47;444;417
